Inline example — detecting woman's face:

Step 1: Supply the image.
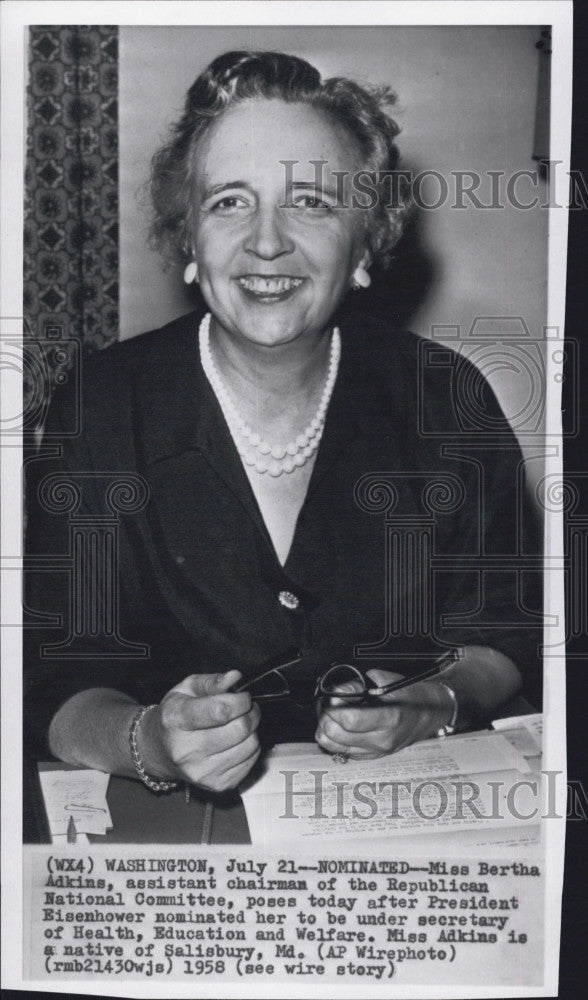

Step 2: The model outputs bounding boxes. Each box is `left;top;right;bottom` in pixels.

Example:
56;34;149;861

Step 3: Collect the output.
191;98;368;349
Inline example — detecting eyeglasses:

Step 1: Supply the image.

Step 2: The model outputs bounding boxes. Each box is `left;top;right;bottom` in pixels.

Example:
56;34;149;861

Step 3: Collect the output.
234;651;459;709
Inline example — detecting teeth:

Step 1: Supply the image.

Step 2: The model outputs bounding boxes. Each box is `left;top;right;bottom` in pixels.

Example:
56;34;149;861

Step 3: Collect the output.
238;276;303;295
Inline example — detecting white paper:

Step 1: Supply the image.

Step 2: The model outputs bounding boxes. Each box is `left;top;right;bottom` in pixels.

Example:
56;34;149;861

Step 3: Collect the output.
248;732;531;795
38;768;112;836
241;732;538;844
492;715;543;758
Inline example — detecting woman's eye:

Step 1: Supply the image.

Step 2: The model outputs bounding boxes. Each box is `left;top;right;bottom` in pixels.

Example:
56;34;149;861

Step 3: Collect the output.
210;196;248;213
294;195;332;211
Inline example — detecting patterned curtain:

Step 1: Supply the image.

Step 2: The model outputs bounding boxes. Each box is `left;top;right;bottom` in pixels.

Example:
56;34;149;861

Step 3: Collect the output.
24;25;119;409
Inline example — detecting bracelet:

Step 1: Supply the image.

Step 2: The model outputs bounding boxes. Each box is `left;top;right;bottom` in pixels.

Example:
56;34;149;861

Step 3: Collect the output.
435;682;458;737
129;705;178;793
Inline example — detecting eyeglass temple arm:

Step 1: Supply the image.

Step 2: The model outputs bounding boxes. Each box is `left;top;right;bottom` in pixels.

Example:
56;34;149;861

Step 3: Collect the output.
233;655;304;694
366;649;461;697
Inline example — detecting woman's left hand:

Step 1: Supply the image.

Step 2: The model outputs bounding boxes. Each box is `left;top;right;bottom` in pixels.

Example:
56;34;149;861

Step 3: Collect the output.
315;669;455;758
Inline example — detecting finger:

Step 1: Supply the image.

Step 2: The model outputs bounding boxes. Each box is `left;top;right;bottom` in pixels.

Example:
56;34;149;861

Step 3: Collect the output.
164;689;254;731
184;731;260;789
176;671;243;698
214;743;262;791
320;700;394;734
318;711;395;750
324;678;364;708
174;706;260;766
366;668;405;686
314;727;376;759
200;702;262;753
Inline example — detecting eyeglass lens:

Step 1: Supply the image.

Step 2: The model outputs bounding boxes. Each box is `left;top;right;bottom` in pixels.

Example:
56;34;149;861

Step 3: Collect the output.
319;664;366;698
236;659;369;706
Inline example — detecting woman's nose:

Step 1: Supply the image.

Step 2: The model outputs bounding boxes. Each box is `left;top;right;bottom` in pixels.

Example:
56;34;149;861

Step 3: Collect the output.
245;206;294;259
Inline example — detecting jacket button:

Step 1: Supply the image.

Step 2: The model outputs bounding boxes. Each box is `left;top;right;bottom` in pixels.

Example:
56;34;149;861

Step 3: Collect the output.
278;590;300;610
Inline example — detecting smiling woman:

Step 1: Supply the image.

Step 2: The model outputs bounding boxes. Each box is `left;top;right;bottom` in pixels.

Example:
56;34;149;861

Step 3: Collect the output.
148;51;408;268
191;99;368;349
24;50;542;804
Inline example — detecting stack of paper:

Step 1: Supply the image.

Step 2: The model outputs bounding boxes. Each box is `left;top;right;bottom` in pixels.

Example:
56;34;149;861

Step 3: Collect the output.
240;727;540;846
492;713;542;758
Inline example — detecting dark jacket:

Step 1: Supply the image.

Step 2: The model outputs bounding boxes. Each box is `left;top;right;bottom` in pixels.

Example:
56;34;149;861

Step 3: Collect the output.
24;309;543;757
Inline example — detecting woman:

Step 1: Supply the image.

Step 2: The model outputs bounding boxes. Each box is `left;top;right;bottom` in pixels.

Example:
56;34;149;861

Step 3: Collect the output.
25;51;539;798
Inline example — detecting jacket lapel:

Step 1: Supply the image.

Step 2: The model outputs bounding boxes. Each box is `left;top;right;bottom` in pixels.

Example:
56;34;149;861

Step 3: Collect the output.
130;314;279;590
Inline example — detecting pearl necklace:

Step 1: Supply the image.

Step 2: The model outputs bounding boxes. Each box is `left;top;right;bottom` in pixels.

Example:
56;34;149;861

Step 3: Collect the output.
199;313;341;477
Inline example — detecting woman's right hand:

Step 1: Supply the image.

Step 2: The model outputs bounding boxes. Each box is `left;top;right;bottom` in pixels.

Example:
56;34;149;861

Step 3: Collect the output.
140;670;261;793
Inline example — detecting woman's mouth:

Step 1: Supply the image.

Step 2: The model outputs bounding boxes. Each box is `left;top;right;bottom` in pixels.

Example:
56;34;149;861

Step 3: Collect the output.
236;275;304;302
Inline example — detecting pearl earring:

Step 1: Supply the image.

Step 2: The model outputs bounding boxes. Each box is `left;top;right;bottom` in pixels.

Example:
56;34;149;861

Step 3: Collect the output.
351;265;371;290
183;261;199;284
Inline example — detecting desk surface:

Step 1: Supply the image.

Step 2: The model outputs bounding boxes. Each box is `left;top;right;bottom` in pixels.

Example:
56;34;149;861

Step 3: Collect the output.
101;778;251;845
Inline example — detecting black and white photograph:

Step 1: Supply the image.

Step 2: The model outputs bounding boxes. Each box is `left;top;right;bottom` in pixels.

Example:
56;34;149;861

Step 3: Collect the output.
1;1;576;996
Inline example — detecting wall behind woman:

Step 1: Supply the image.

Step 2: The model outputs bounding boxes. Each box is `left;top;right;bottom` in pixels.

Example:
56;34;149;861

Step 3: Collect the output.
120;25;547;484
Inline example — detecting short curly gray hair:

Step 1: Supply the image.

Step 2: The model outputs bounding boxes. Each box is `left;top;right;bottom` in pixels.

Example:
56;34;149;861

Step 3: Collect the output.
149;50;412;268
